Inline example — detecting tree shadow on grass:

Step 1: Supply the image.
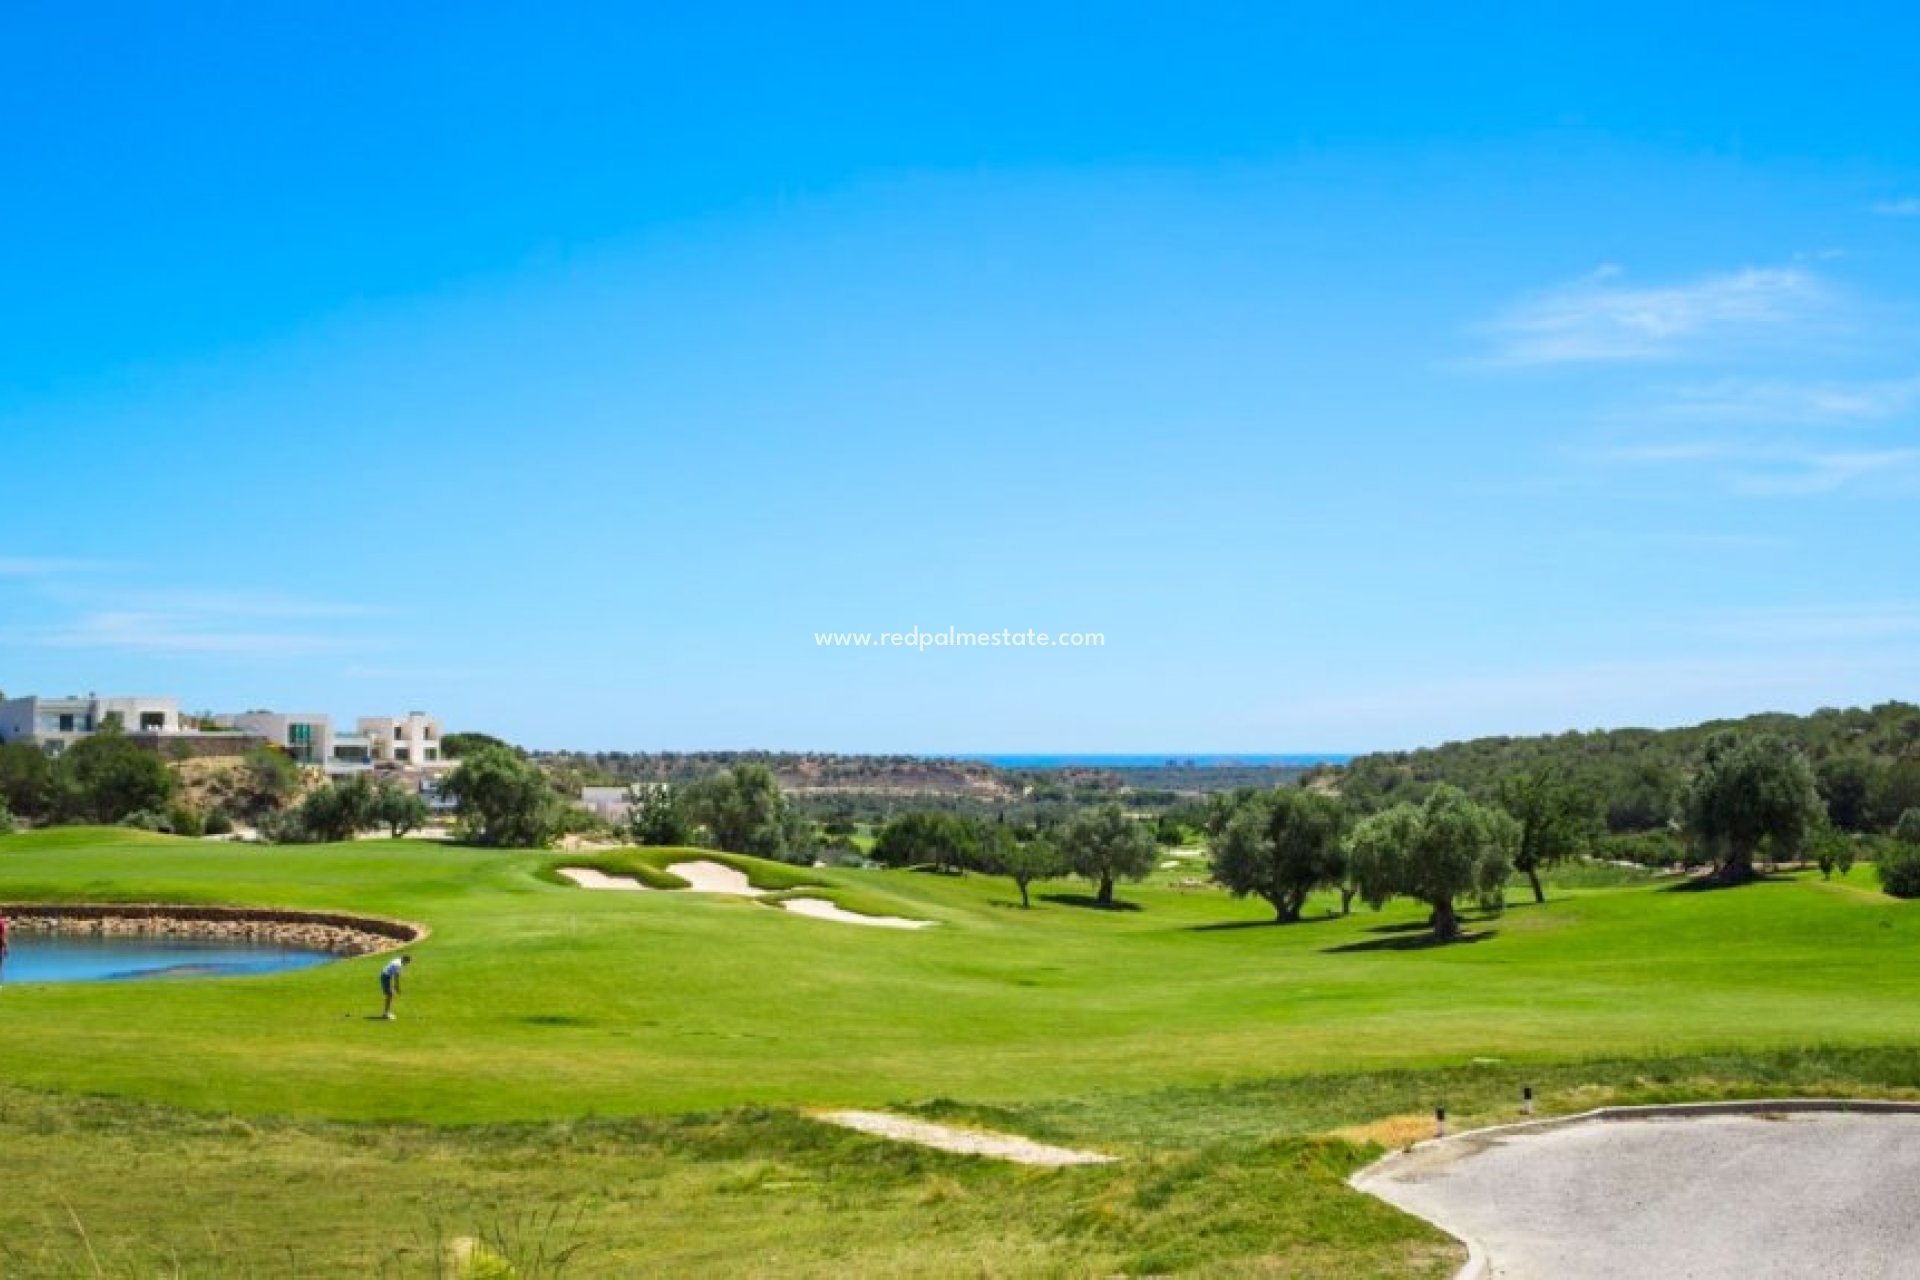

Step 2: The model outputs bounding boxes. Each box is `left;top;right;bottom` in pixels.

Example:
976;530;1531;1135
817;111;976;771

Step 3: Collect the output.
1322;930;1496;954
1662;871;1787;894
1189;914;1344;933
1038;893;1143;913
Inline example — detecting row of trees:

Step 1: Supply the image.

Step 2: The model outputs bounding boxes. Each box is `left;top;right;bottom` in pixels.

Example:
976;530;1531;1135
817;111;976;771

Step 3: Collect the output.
860;732;1903;943
1212;785;1516;939
866;804;1159;908
269;774;430;844
622;765;807;860
0;727;178;828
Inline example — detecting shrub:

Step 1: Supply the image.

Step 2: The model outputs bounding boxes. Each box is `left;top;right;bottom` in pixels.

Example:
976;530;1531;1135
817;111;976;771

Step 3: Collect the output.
120;808;174;833
1876;844;1920;898
1594;829;1689;869
1883;810;1920;898
1897;808;1920;845
168;804;206;839
0;796;15;835
203;808;234;836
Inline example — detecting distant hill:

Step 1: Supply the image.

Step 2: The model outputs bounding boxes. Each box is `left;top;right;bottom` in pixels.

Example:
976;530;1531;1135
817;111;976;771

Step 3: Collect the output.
1314;701;1920;833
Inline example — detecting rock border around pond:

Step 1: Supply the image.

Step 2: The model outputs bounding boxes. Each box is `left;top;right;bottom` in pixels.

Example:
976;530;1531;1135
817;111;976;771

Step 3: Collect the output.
0;903;426;957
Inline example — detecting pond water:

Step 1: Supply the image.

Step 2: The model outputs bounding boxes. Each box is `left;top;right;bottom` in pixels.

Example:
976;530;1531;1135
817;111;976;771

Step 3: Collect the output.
0;934;338;984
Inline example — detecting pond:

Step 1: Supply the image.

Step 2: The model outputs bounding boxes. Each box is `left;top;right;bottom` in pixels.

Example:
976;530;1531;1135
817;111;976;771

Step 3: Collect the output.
1;934;339;984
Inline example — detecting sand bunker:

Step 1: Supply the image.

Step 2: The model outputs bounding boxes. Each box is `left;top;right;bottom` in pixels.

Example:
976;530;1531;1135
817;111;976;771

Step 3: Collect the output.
557;867;651;891
558;861;934;929
816;1110;1114;1165
779;897;934;929
665;860;766;895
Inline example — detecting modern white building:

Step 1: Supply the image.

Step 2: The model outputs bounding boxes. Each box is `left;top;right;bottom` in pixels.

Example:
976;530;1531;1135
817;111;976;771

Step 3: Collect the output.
210;709;450;776
0;695;183;755
215;711;337;767
357;712;447;769
2;692;457;777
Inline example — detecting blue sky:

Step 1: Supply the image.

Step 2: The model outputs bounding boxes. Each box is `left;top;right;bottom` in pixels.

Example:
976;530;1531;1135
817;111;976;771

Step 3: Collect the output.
3;3;1917;753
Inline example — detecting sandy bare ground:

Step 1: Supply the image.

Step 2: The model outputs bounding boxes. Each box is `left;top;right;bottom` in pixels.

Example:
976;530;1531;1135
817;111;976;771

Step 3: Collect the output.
556;867;650;891
557;862;935;928
779;897;934;929
815;1111;1115;1166
1357;1111;1920;1279
665;860;765;895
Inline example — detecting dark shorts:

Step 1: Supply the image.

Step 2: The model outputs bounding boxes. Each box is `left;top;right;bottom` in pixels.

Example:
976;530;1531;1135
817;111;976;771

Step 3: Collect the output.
381;973;397;996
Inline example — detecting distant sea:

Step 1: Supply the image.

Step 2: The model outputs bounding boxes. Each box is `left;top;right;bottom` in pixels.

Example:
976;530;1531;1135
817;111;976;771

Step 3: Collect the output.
959;753;1352;769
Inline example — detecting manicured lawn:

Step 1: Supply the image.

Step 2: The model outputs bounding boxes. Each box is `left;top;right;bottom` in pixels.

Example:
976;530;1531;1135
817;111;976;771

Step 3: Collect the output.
3;829;1915;1123
3;828;1919;1275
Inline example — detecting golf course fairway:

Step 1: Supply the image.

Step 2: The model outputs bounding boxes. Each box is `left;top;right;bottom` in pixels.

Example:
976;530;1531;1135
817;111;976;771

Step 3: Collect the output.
5;827;1920;1276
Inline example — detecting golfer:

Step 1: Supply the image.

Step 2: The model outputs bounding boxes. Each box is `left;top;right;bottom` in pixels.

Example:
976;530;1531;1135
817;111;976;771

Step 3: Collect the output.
379;953;411;1019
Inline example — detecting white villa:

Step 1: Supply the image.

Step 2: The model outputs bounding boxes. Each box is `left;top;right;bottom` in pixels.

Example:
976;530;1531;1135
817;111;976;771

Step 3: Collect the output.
214;709;450;776
0;694;186;755
0;692;453;781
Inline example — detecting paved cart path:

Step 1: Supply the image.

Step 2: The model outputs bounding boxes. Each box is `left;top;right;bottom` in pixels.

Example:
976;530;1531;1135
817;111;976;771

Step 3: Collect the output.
1359;1112;1920;1279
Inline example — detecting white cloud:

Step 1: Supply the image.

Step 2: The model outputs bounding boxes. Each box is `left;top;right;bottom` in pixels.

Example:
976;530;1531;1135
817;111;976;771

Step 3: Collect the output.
1592;437;1920;497
1655;376;1920;426
1727;448;1920;496
1598;440;1736;463
1872;198;1920;217
12;611;353;656
0;587;385;657
1478;266;1828;366
119;589;387;620
345;663;490;681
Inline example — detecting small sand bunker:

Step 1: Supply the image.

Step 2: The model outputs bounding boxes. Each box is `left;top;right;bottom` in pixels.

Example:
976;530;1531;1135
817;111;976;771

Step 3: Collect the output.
779;897;934;929
557;867;652;891
665;860;766;896
815;1110;1115;1166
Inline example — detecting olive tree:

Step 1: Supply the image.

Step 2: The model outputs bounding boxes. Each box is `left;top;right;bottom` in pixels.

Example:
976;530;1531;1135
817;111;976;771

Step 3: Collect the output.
0;742;53;821
52;723;177;824
627;783;693;847
981;830;1063;908
871;811;983;873
1495;765;1598;904
1344;785;1516;941
372;777;430;838
681;764;790;859
443;745;567;848
1683;732;1823;883
1209;788;1347;922
1059;804;1158;907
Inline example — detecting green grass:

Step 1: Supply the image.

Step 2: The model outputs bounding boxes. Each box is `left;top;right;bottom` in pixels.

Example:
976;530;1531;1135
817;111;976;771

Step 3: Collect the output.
0;1085;1450;1279
4;827;1920;1275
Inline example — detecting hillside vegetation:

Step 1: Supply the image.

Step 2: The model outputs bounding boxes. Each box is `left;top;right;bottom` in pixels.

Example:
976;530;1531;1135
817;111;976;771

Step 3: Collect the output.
1318;701;1920;834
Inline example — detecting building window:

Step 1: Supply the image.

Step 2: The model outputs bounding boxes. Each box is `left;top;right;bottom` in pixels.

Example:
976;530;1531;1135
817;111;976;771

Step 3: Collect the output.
396;747;411;762
425;747;438;761
58;713;76;732
140;712;166;731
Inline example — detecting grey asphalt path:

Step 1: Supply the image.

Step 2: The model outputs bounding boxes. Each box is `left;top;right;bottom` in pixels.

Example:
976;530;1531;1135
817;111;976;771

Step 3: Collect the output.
1359;1113;1920;1279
